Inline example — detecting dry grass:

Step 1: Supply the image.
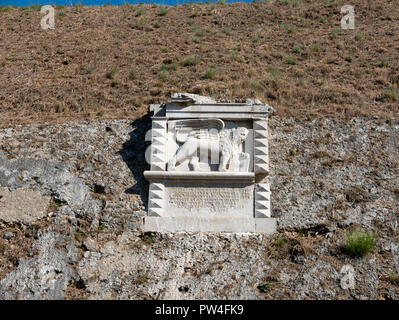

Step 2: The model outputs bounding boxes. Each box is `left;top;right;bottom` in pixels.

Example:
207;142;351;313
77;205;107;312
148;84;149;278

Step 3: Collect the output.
0;219;51;279
0;1;399;128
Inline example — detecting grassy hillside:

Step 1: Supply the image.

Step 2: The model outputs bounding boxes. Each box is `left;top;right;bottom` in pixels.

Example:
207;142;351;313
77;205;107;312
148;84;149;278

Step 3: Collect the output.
0;0;398;127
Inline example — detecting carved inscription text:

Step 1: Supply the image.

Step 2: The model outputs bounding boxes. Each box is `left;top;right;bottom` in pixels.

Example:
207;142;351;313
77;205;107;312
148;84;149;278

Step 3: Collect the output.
168;187;251;212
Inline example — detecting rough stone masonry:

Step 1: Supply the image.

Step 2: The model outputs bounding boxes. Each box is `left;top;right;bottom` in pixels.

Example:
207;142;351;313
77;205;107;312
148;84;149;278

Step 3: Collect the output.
0;104;398;299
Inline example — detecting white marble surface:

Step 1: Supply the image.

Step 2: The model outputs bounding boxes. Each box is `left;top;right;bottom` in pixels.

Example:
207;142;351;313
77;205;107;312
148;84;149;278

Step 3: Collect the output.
143;216;276;234
143;93;274;233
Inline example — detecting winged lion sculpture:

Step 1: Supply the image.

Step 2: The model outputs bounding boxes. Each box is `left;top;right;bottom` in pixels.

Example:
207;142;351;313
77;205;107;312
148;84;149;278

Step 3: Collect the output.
167;119;250;172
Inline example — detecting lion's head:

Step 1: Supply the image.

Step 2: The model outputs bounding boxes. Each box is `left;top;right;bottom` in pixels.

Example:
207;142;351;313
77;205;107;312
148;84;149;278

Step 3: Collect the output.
236;127;249;142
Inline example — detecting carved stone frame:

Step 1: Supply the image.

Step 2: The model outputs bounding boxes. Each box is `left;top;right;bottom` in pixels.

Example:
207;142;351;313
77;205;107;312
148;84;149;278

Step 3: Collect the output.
142;94;275;233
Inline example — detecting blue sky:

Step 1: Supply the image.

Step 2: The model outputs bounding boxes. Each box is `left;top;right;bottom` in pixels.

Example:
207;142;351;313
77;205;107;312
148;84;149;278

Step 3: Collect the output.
0;0;253;6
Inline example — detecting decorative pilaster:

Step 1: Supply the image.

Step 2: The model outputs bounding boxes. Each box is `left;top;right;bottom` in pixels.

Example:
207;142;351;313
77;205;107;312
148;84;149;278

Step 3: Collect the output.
255;183;271;218
253;119;269;175
148;182;165;217
150;120;167;171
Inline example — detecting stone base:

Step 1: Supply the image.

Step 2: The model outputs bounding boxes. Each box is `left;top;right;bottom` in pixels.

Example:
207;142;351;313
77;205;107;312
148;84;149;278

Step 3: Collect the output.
142;217;276;234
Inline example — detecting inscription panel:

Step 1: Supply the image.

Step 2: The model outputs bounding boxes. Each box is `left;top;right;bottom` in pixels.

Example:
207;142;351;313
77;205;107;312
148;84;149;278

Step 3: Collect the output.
164;183;253;217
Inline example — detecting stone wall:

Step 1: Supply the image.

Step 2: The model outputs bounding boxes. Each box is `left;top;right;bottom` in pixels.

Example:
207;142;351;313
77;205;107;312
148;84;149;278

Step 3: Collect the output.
0;116;398;299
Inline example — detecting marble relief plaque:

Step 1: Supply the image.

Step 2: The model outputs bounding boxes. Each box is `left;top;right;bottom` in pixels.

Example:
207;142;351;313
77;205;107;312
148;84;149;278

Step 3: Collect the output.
142;93;276;234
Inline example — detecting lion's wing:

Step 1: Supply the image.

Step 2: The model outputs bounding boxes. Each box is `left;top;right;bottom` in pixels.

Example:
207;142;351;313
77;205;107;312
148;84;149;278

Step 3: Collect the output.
175;119;224;143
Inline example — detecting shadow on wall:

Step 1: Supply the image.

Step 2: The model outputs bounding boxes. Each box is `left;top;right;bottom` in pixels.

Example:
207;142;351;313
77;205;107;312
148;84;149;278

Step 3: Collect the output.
119;112;152;210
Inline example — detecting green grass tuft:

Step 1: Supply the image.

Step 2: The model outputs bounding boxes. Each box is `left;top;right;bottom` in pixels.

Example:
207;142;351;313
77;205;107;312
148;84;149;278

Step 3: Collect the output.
85;66;93;74
158;71;167;82
292;46;301;53
0;5;15;12
29;5;41;11
128;70;135;80
281;23;297;33
204;68;217;79
159;6;168;16
221;27;232;35
257;282;271;293
285;55;296;65
345;228;376;257
388;274;399;285
135;8;145;17
331;28;340;37
182;56;201;67
355;32;363;41
267;67;280;79
379;58;388;67
345;54;353;62
382;88;397;102
105;68;116;79
274;237;287;248
160;62;177;72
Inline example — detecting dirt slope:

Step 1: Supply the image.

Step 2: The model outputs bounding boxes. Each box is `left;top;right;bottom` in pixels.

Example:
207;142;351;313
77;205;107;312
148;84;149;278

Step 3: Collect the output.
0;0;398;128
